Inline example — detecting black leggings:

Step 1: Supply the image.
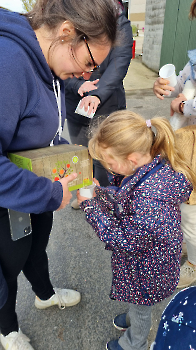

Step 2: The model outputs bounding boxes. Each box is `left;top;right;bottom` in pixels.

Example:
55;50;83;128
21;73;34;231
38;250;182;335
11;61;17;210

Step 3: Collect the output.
0;208;54;336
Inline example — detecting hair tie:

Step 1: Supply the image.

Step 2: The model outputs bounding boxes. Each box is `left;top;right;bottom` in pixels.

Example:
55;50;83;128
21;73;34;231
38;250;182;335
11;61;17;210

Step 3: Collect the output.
146;119;151;128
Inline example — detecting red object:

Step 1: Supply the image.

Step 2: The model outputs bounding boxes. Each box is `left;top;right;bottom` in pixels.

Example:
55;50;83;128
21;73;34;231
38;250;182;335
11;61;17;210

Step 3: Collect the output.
132;40;136;59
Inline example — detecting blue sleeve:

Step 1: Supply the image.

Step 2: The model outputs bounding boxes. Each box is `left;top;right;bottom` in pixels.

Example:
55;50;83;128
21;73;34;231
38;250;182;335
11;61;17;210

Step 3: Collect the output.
0;47;63;213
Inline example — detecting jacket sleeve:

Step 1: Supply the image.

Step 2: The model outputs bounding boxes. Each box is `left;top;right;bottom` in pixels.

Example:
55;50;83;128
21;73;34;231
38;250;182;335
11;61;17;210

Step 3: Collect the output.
80;172;192;255
87;13;133;104
80;196;164;255
169;62;190;98
64;76;85;96
169;62;196;118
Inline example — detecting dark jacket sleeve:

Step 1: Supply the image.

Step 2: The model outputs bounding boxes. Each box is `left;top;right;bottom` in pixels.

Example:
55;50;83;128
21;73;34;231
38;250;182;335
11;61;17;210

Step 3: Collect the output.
87;11;133;105
63;76;85;96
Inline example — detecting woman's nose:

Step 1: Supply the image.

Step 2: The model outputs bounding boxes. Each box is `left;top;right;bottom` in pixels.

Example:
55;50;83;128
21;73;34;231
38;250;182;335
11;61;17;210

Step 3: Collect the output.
82;72;92;80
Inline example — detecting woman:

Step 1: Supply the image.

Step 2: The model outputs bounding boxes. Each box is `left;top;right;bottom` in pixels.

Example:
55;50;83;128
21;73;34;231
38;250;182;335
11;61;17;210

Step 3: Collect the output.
0;0;118;349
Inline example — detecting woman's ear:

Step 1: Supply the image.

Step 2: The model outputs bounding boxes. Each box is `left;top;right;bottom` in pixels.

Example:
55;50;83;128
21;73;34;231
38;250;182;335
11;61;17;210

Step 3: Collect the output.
58;20;76;39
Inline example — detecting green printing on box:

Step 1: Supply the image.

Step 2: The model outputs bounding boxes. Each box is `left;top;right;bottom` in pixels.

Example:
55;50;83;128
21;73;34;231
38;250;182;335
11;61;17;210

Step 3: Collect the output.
8;144;93;191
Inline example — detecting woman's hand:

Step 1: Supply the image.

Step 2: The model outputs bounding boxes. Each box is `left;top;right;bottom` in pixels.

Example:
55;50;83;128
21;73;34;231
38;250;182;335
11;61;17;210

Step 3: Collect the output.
153;77;175;100
170;93;187;116
79;95;100;115
56;173;77;210
78;79;99;97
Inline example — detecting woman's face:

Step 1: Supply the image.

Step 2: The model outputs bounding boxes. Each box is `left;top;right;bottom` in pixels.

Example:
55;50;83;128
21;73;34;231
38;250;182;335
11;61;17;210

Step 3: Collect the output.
50;39;111;80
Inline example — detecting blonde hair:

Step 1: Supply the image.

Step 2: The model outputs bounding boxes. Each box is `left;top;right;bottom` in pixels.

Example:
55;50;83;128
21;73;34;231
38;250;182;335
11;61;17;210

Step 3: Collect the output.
189;0;196;19
88;110;196;189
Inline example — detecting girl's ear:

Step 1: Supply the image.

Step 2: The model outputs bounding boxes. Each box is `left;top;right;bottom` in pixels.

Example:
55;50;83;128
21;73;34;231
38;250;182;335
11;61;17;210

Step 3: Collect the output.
58;20;76;38
127;153;138;166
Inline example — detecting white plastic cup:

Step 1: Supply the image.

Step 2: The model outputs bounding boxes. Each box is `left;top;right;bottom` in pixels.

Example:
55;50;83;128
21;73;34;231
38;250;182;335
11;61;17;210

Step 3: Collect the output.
79;183;96;199
159;64;177;96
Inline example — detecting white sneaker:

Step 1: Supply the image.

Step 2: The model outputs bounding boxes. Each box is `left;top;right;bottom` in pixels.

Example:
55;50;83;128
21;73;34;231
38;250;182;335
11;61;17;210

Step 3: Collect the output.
71;198;80;210
35;287;81;310
0;329;34;350
177;260;196;289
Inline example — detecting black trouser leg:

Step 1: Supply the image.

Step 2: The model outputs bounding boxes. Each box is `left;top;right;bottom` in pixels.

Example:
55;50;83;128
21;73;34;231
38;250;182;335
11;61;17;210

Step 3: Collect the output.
22;212;54;299
0;209;54;335
67;120;109;186
0;208;32;335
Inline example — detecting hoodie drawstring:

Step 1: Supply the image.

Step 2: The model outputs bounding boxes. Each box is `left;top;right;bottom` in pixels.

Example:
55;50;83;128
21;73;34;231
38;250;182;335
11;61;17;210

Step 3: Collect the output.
50;79;62;146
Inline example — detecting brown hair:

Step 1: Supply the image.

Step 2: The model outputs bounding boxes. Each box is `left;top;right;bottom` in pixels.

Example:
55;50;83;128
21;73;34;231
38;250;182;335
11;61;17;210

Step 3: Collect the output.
189;0;196;19
88;110;196;189
24;0;118;46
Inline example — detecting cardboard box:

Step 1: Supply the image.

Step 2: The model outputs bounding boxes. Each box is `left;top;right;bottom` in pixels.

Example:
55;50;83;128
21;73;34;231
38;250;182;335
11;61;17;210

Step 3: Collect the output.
8;144;93;191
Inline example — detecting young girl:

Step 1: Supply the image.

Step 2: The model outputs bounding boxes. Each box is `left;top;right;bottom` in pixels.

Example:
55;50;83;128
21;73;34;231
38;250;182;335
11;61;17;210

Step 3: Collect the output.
77;110;196;350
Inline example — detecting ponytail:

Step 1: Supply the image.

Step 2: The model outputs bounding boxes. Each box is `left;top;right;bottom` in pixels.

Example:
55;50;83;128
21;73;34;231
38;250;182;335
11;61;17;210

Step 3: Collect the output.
150;117;196;189
88;110;196;190
189;0;196;19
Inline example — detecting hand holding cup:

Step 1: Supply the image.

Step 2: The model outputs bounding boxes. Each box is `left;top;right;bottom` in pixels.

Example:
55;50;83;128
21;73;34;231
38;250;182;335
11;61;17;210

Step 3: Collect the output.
153;77;175;100
77;178;100;206
154;64;177;99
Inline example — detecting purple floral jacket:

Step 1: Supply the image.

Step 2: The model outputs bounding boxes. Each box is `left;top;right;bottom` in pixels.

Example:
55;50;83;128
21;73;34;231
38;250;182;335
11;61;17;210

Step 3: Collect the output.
81;155;192;306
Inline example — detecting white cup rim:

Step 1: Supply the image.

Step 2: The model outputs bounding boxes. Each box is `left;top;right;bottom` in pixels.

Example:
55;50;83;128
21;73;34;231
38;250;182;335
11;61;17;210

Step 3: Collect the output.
159;64;175;79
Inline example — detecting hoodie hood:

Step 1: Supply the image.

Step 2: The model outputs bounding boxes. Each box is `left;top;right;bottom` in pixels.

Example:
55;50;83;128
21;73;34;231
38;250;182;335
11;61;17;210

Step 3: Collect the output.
0;9;68;214
0;9;53;86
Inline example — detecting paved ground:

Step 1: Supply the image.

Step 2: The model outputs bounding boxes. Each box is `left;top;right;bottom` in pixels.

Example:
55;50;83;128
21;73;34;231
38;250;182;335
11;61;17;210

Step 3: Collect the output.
2;56;195;350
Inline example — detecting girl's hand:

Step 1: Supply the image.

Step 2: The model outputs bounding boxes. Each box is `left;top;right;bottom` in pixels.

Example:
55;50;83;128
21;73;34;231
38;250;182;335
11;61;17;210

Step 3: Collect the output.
56;173;77;210
170;93;187;116
79;95;100;115
76;190;88;206
153;77;175;100
93;178;100;186
92;178;100;196
76;178;100;206
78;79;99;97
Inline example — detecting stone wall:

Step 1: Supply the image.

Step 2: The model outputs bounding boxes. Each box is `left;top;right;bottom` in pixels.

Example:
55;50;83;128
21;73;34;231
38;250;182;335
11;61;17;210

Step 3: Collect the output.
142;0;166;72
